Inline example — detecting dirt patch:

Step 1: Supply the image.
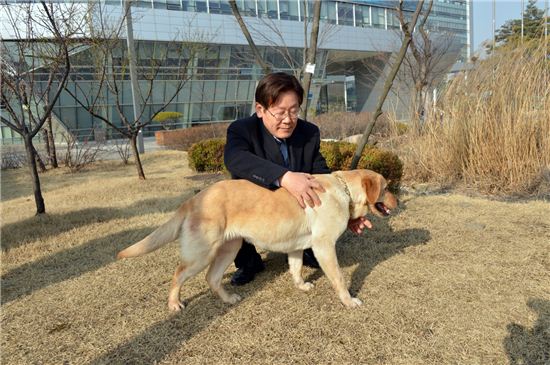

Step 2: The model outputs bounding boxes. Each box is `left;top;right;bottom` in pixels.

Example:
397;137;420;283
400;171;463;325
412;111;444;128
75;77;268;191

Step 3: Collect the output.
1;151;549;364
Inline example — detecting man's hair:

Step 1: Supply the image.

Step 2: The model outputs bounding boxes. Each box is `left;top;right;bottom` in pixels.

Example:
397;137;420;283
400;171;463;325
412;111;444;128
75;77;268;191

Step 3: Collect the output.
255;72;304;108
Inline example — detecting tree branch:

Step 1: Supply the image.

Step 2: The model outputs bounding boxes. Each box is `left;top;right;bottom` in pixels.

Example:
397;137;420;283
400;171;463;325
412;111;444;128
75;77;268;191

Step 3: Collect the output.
228;0;272;75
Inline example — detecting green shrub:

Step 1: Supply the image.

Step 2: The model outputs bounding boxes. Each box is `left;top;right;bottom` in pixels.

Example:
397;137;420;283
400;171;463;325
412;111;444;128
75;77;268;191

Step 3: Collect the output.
153;111;183;123
189;139;403;192
320;141;402;193
152;111;183;130
188;138;226;172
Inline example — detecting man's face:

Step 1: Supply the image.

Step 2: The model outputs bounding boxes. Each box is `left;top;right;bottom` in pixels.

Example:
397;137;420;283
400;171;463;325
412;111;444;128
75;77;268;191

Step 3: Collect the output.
256;90;300;139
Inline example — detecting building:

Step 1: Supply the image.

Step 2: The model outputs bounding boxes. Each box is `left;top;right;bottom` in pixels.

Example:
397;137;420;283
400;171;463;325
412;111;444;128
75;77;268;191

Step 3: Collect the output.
0;0;472;143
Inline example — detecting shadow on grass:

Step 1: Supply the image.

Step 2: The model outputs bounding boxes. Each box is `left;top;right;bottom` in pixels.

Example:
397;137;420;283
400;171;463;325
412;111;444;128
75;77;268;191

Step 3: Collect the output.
303;216;431;296
89;254;289;365
0;228;153;305
347;224;431;297
504;298;550;365
1;195;190;251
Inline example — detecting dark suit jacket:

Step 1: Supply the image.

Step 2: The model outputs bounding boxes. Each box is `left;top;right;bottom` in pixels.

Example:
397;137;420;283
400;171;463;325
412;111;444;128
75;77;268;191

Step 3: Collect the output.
224;113;330;189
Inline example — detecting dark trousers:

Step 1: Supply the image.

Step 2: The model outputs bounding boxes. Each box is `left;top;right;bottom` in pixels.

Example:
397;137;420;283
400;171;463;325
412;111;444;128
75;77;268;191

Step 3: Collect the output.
234;240;315;269
234;241;263;269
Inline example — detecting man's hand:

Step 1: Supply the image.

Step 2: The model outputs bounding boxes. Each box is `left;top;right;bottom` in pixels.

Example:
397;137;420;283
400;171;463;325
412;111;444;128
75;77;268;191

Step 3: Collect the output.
348;216;372;235
280;171;325;209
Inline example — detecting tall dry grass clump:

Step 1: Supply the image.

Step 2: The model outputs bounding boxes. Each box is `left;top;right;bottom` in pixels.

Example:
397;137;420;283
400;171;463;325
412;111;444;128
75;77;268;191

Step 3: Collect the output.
405;42;550;196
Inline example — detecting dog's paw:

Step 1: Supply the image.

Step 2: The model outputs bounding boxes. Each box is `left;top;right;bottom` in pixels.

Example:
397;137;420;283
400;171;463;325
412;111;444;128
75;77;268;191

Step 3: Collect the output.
297;282;314;291
225;293;242;304
168;300;185;312
343;297;363;308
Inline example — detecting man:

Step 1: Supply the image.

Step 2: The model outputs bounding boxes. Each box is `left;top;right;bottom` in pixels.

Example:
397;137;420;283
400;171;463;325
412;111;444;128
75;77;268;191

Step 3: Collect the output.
224;72;371;285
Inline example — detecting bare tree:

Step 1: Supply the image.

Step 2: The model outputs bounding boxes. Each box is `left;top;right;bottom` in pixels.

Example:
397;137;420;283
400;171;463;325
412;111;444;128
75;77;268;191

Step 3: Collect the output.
228;0;271;75
396;1;457;121
63;4;207;179
228;0;330;117
350;0;426;169
0;1;74;214
301;0;322;119
237;2;335;80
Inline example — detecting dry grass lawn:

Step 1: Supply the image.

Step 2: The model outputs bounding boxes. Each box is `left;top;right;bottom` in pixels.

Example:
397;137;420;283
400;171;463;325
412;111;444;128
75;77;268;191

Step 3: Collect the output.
1;150;549;364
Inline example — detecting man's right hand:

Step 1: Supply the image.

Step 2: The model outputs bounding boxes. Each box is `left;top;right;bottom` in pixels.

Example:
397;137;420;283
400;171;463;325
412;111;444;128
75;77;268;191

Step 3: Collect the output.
279;171;325;209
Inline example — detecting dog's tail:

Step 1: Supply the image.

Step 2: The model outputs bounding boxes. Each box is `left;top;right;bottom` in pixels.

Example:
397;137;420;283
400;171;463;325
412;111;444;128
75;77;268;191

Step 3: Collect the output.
117;204;187;260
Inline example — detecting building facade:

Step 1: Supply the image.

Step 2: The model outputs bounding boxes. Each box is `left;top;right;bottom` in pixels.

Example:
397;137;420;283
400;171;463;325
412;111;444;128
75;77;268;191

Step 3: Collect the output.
0;0;472;143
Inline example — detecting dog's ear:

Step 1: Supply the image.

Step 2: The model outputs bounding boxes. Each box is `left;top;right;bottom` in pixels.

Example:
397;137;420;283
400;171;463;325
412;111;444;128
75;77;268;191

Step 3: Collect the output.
361;174;382;205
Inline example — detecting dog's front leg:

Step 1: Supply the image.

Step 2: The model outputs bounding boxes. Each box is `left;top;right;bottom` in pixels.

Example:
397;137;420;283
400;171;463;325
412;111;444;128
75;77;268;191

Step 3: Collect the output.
312;244;362;308
288;250;314;291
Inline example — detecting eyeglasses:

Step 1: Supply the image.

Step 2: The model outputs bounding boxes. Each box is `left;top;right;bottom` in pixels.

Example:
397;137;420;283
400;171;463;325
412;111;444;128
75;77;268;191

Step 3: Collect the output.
265;107;301;122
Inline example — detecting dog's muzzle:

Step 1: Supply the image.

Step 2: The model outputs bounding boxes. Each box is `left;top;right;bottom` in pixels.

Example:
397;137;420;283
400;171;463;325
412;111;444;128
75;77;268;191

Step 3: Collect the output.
375;202;392;216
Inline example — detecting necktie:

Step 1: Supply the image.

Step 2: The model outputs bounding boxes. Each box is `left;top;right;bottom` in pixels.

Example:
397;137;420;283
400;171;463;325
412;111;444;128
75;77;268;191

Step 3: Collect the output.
279;140;289;168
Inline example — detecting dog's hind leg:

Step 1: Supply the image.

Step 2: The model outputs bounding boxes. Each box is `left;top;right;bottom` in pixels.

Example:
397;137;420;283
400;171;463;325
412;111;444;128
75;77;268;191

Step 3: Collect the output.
205;238;243;304
288;250;314;291
312;244;362;308
168;257;210;311
167;236;214;311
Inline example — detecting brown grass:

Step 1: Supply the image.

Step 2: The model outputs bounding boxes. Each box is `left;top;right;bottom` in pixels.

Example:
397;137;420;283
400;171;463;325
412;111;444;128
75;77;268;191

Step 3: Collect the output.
1;151;549;364
312;111;394;140
156;123;230;150
393;42;550;197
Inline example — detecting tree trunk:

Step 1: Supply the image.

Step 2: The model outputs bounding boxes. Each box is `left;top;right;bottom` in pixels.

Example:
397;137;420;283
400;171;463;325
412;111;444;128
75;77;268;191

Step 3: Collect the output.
33;144;47;172
42;128;51;163
350;0;425;169
24;136;46;215
130;134;146;180
301;0;322;120
47;114;58;168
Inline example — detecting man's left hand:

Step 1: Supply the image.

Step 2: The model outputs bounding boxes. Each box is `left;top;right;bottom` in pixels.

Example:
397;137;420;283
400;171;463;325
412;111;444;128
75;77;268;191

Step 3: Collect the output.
348;216;372;235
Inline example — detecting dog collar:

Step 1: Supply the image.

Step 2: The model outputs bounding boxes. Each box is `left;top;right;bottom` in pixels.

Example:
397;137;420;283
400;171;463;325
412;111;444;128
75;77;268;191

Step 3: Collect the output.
334;173;354;216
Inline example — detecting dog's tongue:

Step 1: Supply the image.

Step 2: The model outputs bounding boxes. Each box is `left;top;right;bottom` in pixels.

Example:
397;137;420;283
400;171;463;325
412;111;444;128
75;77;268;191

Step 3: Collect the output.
375;202;391;216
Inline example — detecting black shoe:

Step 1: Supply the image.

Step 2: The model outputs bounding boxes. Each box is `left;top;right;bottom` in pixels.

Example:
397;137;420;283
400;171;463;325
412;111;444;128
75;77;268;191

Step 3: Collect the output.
231;263;265;286
303;250;320;268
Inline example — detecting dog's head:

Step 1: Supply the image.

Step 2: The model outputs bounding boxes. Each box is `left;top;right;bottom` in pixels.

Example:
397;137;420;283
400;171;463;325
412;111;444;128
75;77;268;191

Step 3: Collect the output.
357;169;398;218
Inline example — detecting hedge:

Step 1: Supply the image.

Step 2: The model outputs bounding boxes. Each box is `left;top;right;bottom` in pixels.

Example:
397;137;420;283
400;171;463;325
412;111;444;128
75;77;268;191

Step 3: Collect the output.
188;139;402;192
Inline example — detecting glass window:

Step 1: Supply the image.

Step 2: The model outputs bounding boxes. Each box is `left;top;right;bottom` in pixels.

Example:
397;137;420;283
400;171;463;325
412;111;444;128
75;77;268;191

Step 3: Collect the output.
243;0;256;16
165;0;181;10
257;0;266;17
229;46;254;68
279;0;292;20
267;0;278;19
279;0;289;20
387;9;400;29
278;0;299;21
135;1;153;8
299;0;306;21
321;1;336;24
337;2;353;26
188;0;207;13
371;7;385;29
220;0;232;14
214;80;228;100
355;5;370;27
209;0;231;14
287;0;299;21
209;0;222;14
